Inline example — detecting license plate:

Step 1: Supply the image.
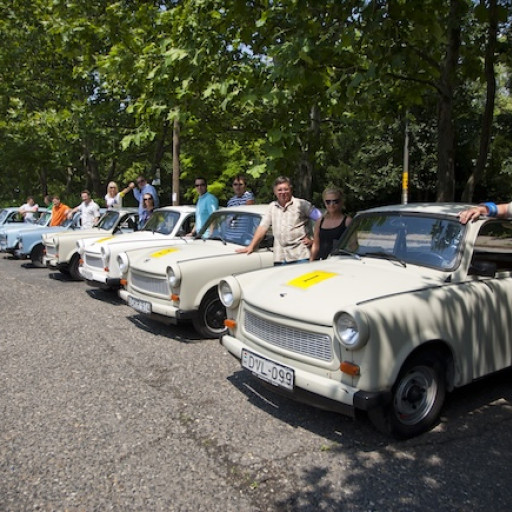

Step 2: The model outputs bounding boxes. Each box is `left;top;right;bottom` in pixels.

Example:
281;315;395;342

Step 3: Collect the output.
242;349;294;391
128;295;152;314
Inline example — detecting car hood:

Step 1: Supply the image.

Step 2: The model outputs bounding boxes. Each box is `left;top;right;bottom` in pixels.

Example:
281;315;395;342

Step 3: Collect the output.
129;239;242;273
0;224;46;236
88;231;180;252
51;227;106;240
237;257;448;324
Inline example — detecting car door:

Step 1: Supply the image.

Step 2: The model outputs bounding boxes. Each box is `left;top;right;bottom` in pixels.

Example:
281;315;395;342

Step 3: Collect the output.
469;220;512;378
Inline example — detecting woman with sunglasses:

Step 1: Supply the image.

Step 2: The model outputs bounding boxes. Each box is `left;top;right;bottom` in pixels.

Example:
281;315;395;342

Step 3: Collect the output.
310;187;352;261
104;181;132;209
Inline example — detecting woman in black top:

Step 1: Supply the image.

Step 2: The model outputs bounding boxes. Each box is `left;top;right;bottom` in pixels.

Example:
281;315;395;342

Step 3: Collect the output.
310;187;352;260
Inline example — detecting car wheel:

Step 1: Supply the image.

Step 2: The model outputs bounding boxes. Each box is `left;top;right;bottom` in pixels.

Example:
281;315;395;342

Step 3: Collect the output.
30;244;45;267
368;352;446;439
192;289;227;339
69;253;82;280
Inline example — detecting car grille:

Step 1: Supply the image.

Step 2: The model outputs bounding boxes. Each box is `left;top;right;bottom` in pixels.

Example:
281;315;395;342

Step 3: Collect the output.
244;310;333;362
131;270;169;297
0;235;6;250
83;253;103;269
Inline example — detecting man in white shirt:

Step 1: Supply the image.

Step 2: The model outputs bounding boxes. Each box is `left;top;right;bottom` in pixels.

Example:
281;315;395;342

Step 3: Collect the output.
68;190;101;229
19;196;39;223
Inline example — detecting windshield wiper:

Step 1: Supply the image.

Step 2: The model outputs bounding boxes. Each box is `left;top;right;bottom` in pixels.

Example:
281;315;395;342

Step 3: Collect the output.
208;236;227;245
330;248;361;260
362;251;407;267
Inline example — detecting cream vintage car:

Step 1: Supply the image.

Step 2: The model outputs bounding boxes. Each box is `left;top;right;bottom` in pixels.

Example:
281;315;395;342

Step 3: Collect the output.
43;208;137;279
219;203;512;438
79;205;196;290
118;205;274;338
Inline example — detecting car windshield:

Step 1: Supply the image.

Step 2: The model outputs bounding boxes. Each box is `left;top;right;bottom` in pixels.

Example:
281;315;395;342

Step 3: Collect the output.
36;212;51;225
336;212;464;270
199;211;261;246
0;210;8;223
143;210;180;235
96;211;120;231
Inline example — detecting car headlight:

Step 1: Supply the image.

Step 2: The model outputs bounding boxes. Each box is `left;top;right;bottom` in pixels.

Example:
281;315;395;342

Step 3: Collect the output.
218;277;241;308
53;237;59;249
334;311;369;350
117;252;129;274
101;246;111;266
167;265;181;289
76;240;85;256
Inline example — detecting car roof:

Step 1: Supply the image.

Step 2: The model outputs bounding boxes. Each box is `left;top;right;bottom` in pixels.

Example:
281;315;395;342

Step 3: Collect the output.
213;204;269;215
358;202;477;219
154;205;196;213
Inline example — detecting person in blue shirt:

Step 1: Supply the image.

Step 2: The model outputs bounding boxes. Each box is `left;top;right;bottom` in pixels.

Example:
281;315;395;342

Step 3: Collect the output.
190;177;219;235
129;175;159;227
227;175;255;207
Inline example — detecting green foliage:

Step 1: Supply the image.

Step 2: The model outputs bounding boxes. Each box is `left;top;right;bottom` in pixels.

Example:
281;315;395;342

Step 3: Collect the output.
0;0;511;209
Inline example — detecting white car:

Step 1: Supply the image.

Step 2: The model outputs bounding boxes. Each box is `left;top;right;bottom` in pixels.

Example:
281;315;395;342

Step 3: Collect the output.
219;203;512;438
79;206;196;290
43;208;137;279
119;205;274;338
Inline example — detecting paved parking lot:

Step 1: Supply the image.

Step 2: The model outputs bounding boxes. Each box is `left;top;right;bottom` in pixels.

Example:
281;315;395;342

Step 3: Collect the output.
2;254;512;511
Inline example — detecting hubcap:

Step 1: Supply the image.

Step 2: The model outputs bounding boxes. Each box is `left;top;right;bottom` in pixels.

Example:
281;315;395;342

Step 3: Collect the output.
393;366;437;426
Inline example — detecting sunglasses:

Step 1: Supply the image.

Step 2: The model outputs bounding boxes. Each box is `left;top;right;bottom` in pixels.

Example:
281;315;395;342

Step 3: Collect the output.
143;197;153;201
232;182;243;186
325;199;340;205
136;179;145;185
195;183;206;187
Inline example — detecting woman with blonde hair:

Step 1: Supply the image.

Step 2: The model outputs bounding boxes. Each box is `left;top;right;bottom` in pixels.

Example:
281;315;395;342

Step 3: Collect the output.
310;186;352;261
105;181;131;209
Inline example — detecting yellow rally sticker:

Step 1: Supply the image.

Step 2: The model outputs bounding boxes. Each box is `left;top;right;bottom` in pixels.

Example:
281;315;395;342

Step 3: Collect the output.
96;236;115;243
150;248;179;258
286;270;338;289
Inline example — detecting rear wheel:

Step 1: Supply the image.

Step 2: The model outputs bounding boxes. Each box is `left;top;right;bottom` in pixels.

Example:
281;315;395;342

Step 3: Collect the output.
192;289;227;338
368;351;446;439
30;244;45;267
69;253;82;280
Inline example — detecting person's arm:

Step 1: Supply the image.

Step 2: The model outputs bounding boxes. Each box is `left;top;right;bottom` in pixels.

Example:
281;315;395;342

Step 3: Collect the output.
309;219;321;261
119;185;131;198
67;205;79;219
459;202;510;224
236;225;268;255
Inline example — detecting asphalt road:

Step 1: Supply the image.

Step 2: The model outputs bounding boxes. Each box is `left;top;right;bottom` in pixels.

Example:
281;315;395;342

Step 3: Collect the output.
2;254;512;511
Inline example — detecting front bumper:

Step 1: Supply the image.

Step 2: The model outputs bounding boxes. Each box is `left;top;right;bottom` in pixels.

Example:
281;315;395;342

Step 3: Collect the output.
118;289;197;322
43;255;59;268
220;333;391;416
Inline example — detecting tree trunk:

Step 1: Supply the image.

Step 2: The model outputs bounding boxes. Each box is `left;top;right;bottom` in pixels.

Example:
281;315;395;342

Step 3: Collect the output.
436;0;462;202
296;104;320;201
461;0;497;202
172;118;180;205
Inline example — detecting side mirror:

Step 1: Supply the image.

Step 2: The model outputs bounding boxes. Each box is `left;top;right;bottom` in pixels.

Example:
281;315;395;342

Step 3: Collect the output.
468;259;496;277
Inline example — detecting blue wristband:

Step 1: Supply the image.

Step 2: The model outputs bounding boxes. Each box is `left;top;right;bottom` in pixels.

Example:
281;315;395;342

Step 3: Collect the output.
482;202;498;217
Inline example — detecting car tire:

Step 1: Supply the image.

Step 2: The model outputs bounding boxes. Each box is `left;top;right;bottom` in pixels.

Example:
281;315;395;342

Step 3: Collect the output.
69;253;82;281
30;244;45;267
192;289;227;339
368;351;446;439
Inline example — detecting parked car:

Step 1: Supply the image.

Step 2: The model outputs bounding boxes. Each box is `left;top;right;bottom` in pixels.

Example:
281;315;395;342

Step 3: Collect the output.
119;205;274;338
0;206;47;227
219;202;512;438
42;208;137;279
79;206;196;290
0;210;53;255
